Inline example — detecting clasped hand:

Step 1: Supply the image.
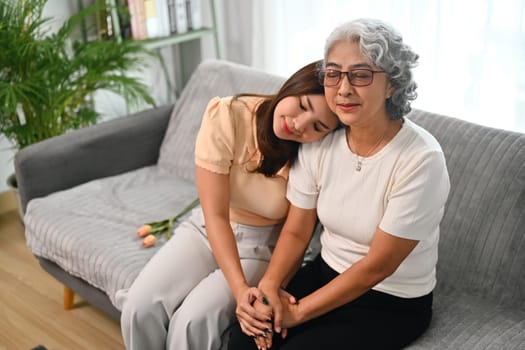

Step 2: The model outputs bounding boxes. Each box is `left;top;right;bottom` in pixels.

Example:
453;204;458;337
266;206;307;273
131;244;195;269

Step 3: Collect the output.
235;287;299;349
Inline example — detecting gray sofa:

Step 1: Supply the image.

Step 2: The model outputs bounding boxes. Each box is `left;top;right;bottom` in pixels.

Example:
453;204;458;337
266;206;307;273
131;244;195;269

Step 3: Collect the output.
15;59;525;349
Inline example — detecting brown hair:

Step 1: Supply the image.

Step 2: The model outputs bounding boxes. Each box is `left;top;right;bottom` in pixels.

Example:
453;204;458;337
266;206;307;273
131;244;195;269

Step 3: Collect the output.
234;60;326;177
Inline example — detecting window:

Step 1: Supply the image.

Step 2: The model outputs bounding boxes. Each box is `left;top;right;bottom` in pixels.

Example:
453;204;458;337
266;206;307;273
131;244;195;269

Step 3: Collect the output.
250;0;525;133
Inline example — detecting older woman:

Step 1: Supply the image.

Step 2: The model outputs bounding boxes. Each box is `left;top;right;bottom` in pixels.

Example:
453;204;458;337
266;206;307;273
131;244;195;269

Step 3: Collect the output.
230;18;450;350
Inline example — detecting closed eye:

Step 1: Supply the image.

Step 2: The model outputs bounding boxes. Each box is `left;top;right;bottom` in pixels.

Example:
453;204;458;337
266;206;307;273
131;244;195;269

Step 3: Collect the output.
299;96;307;111
314;121;331;133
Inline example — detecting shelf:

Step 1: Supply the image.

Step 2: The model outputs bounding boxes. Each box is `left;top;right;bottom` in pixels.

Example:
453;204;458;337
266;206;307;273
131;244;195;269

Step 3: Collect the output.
77;0;220;103
139;27;216;50
77;0;220;57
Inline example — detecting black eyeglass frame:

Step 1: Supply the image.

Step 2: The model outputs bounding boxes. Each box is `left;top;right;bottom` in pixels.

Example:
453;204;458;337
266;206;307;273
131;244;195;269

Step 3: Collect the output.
319;68;387;87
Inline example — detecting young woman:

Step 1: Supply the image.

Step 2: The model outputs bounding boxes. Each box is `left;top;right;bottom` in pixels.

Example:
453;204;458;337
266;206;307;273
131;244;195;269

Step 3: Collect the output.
118;60;340;350
230;18;450;350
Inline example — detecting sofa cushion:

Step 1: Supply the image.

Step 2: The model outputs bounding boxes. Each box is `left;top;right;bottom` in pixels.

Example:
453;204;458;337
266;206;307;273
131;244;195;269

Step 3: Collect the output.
406;292;525;349
407;109;525;309
157;59;285;181
24;165;198;308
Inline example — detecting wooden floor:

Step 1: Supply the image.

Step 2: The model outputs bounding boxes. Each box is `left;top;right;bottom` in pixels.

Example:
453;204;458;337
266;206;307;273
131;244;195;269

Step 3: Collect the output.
0;209;125;350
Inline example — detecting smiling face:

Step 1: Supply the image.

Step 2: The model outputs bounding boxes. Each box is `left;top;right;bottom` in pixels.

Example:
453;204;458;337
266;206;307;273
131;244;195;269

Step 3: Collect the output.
272;94;339;143
324;40;394;128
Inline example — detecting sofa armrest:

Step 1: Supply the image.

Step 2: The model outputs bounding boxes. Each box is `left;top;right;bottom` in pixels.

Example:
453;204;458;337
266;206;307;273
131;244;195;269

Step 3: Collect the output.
14;104;173;213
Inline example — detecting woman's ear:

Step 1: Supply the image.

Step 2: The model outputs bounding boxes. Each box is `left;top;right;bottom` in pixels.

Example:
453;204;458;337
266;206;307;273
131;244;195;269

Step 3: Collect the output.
386;84;394;99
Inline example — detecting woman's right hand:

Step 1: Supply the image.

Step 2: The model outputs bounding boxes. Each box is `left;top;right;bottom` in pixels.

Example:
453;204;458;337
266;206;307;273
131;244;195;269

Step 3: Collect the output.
251;287;298;349
252;298;275;350
235;287;274;338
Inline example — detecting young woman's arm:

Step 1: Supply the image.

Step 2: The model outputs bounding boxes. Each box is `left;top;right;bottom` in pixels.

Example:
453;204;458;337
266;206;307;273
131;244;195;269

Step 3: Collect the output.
234;204;317;339
196;164;273;331
195;166;250;300
257;204;318;333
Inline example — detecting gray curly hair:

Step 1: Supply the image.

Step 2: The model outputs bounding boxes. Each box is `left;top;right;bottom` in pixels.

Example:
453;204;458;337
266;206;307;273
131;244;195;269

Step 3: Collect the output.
322;18;419;120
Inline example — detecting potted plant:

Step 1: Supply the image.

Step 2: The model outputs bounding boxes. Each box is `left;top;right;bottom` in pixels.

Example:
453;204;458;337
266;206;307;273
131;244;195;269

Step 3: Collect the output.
0;0;156;154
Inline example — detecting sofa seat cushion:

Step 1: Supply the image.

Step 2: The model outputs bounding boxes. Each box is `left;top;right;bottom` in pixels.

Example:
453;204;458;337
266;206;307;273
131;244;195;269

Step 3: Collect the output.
24;165;198;308
407;292;525;349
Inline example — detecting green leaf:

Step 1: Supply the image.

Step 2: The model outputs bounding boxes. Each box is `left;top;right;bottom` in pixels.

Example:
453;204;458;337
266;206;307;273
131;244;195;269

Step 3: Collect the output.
0;0;156;149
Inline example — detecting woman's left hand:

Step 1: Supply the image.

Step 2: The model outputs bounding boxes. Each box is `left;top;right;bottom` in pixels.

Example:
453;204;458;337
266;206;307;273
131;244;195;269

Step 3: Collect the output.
279;292;302;329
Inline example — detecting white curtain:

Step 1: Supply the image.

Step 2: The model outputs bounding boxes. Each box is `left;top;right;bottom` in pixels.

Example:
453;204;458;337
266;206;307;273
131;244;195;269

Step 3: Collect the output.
242;0;525;133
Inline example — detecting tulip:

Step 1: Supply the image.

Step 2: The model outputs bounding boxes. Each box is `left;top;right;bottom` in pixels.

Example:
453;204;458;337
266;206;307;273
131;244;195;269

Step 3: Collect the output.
142;234;157;248
137;224;152;237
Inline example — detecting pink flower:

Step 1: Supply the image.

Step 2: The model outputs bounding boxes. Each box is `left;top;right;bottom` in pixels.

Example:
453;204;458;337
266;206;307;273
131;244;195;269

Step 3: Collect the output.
135;198;200;248
137;224;152;237
142;234;157;248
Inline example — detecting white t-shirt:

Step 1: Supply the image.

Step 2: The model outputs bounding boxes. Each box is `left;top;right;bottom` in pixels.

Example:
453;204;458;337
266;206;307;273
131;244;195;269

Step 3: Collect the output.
287;119;450;298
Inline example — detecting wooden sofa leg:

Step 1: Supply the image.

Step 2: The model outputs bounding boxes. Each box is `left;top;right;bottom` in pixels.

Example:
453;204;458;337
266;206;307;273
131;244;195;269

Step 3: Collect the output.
63;285;75;310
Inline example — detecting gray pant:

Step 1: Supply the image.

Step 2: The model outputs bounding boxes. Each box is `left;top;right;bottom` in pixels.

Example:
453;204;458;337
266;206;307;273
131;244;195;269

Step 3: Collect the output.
117;208;281;350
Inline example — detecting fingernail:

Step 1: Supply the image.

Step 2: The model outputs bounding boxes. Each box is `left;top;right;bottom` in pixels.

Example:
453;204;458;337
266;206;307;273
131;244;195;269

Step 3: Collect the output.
267;318;273;323
265;328;273;333
276;327;281;333
262;296;269;305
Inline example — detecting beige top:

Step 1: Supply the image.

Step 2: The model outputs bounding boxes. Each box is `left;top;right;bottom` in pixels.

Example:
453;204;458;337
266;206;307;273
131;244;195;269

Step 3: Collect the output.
195;96;290;226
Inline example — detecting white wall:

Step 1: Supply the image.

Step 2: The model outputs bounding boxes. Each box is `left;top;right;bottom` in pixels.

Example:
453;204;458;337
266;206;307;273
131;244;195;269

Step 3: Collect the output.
0;139;15;192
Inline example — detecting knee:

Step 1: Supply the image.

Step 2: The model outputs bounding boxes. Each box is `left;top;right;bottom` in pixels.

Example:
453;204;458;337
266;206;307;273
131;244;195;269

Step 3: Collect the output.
121;292;168;328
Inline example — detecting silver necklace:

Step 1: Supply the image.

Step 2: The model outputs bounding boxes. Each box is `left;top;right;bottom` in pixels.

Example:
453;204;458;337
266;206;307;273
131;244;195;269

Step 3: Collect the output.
348;129;388;171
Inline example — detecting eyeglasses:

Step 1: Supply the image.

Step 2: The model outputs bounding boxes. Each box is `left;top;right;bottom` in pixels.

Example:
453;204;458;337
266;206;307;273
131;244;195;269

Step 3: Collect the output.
319;68;386;87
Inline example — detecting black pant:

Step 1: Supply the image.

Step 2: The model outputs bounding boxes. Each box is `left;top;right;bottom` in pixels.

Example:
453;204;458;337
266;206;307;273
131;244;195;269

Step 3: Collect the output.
228;255;433;350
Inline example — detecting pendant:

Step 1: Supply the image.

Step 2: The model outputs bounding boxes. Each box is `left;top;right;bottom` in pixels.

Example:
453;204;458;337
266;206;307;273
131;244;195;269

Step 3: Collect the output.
356;160;362;171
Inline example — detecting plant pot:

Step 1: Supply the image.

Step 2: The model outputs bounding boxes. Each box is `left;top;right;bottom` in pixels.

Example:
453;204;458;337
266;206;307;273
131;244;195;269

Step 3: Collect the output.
7;172;17;188
6;173;24;220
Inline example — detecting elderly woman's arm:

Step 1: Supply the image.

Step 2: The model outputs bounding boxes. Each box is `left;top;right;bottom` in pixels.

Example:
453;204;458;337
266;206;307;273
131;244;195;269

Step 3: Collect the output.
275;226;418;328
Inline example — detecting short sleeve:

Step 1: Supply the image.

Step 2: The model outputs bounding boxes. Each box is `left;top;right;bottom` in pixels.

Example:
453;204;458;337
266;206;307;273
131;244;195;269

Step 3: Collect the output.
195;97;235;174
380;150;450;240
286;142;322;209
